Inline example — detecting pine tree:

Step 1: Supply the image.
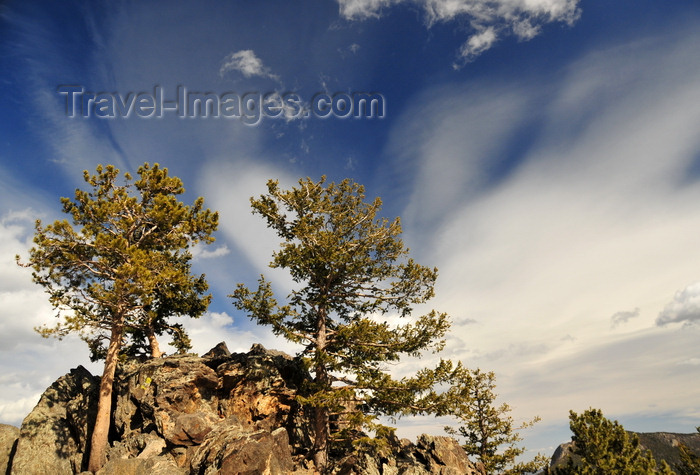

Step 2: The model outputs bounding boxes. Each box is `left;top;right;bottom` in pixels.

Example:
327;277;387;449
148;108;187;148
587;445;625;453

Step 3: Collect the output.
445;368;548;474
18;163;218;471
230;177;451;472
676;427;700;475
553;408;674;475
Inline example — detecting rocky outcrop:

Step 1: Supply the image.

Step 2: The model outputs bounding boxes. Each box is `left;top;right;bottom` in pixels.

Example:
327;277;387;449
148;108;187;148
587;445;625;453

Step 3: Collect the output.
334;434;485;475
10;365;99;474
415;435;485;474
330;433;485;475
189;426;294;474
6;342;484;475
549;441;576;472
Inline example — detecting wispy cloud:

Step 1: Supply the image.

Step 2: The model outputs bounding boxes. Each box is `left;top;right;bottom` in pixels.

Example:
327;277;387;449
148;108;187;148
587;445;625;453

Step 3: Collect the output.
337;0;581;64
8;10;126;179
219;49;281;82
337;0;396;20
677;358;700;366
385;19;700;430
611;308;640;328
457;27;498;63
504;327;700;424
191;244;231;261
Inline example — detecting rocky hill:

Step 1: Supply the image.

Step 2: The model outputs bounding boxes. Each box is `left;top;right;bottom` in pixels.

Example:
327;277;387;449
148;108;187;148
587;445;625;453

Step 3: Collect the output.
636;431;700;469
0;343;485;475
550;431;700;473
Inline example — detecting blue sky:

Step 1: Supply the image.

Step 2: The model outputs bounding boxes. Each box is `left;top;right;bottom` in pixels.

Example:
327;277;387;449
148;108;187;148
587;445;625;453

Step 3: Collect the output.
2;0;700;461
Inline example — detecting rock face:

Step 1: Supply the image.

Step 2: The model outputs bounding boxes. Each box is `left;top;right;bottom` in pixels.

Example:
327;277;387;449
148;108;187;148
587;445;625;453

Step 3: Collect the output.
0;424;19;474
334;434;484;475
10;365;99;474
549;441;576;472
5;343;484;475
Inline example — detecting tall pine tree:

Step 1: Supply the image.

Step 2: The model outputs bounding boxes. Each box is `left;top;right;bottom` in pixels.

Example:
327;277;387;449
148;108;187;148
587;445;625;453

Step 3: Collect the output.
231;177;451;472
19;163;218;471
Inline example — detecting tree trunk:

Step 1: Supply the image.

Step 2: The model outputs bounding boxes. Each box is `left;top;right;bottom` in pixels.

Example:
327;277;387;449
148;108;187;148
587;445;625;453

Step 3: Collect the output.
312;309;330;473
87;323;123;472
313;404;330;472
146;324;163;358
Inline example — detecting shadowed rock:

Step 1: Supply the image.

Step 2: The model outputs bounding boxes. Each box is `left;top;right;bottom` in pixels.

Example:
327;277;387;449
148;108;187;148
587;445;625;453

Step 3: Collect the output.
201;341;230;359
10;365;99;474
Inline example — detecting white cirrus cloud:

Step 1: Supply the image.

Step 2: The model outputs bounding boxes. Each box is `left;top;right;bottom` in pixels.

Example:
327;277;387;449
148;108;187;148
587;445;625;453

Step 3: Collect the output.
337;0;581;64
381;19;700;439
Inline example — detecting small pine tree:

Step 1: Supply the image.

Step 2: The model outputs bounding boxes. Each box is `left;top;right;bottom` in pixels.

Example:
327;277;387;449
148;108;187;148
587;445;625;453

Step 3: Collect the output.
553;408;674;475
444;368;548;474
